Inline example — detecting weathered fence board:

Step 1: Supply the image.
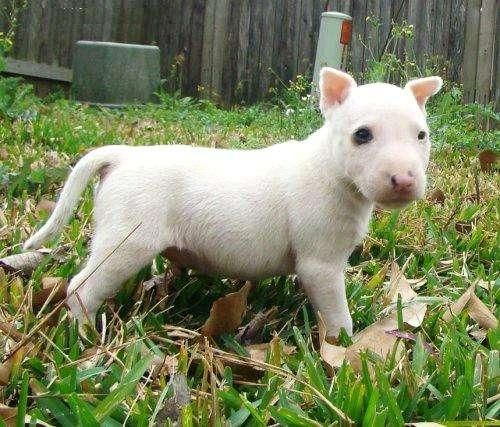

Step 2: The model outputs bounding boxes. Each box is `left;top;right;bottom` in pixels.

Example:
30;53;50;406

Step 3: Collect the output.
0;0;497;107
462;0;497;108
475;0;496;105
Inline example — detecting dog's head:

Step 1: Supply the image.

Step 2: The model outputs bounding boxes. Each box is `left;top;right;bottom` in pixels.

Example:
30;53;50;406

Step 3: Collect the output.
319;67;442;209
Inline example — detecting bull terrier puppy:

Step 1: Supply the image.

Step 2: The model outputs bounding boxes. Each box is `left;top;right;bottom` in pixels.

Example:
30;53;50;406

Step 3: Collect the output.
24;68;442;337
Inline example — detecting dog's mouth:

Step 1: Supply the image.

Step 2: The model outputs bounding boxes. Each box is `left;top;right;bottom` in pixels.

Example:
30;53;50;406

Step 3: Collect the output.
376;199;413;210
375;193;419;209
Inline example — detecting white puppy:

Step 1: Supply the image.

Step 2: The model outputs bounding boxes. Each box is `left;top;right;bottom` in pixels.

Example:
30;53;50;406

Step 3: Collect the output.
24;68;442;337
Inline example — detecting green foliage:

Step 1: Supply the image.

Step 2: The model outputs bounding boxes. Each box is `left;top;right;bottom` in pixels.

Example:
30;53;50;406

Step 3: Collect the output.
0;60;498;425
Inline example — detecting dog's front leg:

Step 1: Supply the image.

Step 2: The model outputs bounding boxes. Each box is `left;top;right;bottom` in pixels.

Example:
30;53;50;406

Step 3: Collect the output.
296;257;352;338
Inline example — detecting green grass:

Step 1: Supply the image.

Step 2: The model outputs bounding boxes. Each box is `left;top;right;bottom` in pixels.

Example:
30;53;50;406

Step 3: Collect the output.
0;79;499;426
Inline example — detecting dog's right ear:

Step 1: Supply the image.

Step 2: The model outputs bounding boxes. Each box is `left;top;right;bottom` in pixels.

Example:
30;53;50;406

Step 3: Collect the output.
319;67;357;116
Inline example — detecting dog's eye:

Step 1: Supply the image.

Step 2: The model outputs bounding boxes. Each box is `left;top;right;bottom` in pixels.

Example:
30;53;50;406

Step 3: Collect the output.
418;131;427;140
353;127;373;145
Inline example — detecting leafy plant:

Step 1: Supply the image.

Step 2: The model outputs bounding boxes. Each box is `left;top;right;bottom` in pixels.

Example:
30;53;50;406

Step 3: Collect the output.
0;68;498;425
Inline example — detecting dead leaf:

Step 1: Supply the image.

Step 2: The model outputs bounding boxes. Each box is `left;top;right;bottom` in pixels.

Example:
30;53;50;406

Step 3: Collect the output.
385;330;437;355
0;147;8;160
318;262;429;372
35;199;56;214
468;292;498;329
476;279;494;291
32;276;67;310
470;329;488;343
0;405;17;425
318;314;347;369
345;316;404;372
407;277;427;290
0;251;46;275
428;188;446;204
319;314;403;372
245;341;295;364
236;307;278;344
0;357;14;385
0;344;32;386
478;150;498;172
386;263;427;327
0;322;25;342
443;284;498;330
201;281;252;337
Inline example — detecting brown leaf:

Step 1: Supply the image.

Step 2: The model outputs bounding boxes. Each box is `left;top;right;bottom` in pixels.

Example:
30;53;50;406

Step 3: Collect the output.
428;188;446;204
386;262;427;327
318;262;428;372
236;307;278;344
443;284;498;330
318;314;347;369
407;277;427;290
35;199;56;214
0;251;46;275
0;357;14;386
345;316;404;372
468;292;498;329
32;276;67;310
0;147;8;161
0;344;32;386
443;286;473;321
478;150;498;172
476;279;494;291
201;281;252;337
0;322;25;342
470;329;488;343
245;341;295;364
385;330;437;355
319;313;403;372
0;404;17;426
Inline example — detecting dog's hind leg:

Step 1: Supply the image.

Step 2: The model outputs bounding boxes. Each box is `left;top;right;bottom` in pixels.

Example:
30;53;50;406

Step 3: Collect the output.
66;226;162;326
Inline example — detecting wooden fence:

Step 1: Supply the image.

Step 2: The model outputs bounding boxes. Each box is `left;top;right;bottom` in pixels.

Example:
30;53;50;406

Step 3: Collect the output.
0;0;498;107
462;0;498;109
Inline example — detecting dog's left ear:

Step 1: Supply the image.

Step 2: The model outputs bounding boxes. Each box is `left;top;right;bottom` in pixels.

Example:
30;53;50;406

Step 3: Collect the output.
405;76;443;110
319;67;357;116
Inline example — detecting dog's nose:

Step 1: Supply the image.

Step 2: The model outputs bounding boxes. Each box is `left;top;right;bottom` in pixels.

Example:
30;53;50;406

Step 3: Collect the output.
391;173;415;193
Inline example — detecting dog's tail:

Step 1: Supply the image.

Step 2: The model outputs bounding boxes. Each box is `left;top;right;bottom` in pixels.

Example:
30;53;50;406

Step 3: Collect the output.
23;146;123;250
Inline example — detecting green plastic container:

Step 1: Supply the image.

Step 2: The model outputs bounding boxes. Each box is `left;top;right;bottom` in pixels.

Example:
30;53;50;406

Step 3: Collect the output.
72;41;160;106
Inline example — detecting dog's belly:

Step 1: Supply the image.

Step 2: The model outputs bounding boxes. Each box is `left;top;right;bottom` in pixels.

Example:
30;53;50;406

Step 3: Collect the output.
163;245;295;280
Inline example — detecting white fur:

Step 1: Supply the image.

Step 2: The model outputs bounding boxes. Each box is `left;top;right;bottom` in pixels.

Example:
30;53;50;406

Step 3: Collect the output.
24;68;442;337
